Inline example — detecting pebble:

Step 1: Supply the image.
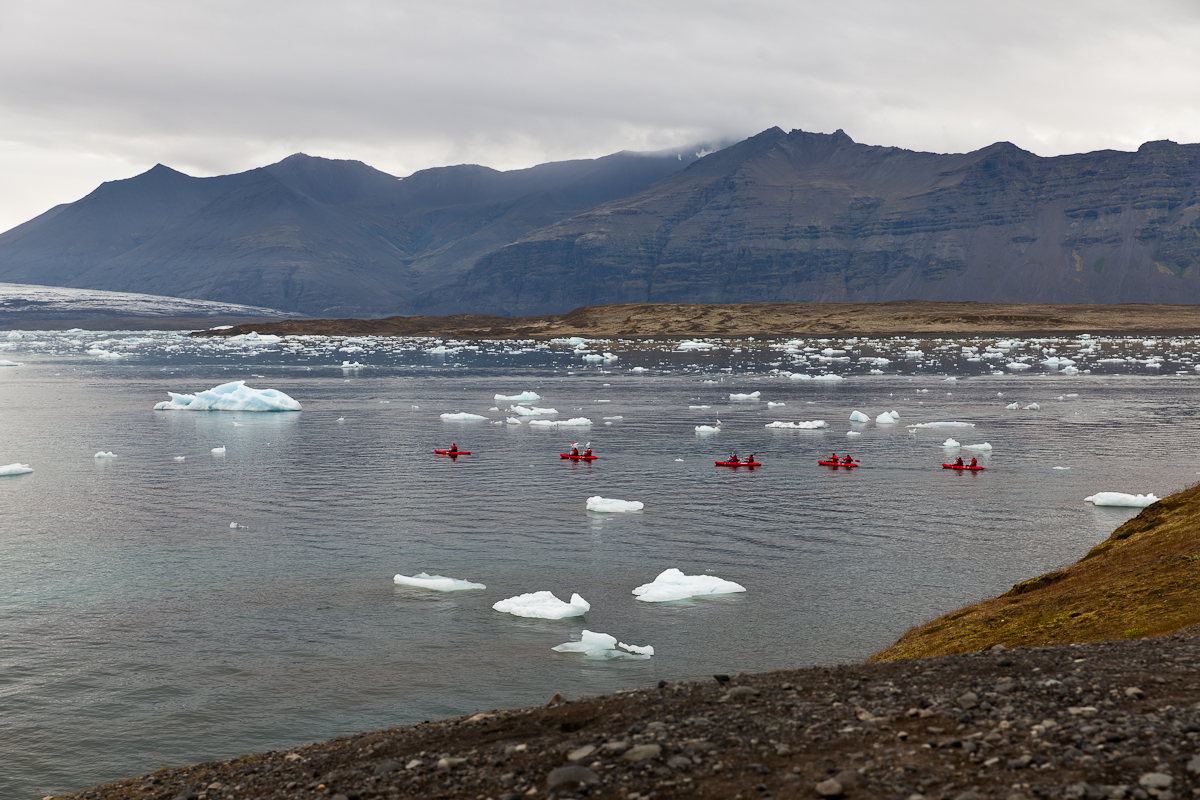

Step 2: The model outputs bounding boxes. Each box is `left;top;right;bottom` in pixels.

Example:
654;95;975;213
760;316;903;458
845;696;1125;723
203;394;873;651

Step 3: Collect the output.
1140;773;1174;790
815;777;844;796
546;765;599;789
566;744;596;762
622;744;662;762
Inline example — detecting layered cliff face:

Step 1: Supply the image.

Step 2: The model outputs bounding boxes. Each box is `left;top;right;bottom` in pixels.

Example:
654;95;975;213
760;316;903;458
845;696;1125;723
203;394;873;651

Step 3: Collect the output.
434;128;1200;315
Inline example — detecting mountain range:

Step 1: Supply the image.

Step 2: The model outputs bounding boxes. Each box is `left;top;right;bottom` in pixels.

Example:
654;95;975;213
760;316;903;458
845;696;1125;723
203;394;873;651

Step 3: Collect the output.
2;128;1199;317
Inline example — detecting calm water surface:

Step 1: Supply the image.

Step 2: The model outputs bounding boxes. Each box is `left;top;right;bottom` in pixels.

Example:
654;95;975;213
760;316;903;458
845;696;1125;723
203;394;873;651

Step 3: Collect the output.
0;331;1196;797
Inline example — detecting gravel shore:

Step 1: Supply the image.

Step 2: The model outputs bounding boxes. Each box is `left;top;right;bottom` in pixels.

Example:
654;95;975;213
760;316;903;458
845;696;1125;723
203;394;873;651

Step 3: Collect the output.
65;632;1200;800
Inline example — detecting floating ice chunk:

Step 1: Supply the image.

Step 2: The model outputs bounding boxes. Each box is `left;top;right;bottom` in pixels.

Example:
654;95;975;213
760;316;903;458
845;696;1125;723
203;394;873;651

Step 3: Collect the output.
341;361;364;369
226;331;283;345
0;463;33;476
1042;357;1076;368
495;391;541;402
1062;366;1080;375
229;522;243;528
847;431;861;437
944;376;957;382
493;591;590;619
393;572;486;591
552;630;652;660
154;381;302;412
942;438;961;448
876;411;900;425
505;417;523;424
1007;362;1032;371
962;442;992;451
677;340;714;351
694;425;720;433
440;412;488;421
1085;492;1159;508
1053;466;1070;470
1023;403;1041;411
582;353;603;361
675;458;684;461
630;367;648;373
813;374;844;382
768;401;786;408
689;405;711;409
602;415;623;420
211;446;226;455
0;359;20;366
530;417;592;427
336;417;345;423
632;568;746;602
1005;402;1020;410
509;405;557;416
765;420;829;429
586;496;644;513
789;373;812;381
906;421;975;429
173;456;185;461
94;451;117;458
729;391;761;400
849;410;870;423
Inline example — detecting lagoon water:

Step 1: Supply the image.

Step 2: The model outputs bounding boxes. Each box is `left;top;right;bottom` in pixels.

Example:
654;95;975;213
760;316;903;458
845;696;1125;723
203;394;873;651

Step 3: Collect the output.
1;330;1197;797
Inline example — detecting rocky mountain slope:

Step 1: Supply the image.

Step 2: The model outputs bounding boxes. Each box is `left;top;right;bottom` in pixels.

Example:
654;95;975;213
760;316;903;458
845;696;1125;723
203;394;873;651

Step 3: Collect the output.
4;128;1200;317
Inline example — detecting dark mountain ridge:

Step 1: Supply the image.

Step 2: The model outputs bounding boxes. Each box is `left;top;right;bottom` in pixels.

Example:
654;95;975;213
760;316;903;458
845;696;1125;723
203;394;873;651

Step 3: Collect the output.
2;129;1199;316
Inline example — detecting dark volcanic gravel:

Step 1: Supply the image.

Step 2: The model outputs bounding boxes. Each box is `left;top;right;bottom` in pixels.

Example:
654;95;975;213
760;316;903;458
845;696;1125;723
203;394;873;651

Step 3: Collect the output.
62;635;1200;800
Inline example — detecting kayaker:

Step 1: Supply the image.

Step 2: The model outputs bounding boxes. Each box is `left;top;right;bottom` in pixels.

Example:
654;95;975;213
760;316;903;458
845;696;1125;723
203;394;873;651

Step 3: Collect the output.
729;450;740;463
584;447;593;458
842;454;853;464
830;452;838;462
747;453;755;464
571;444;580;457
954;456;964;467
449;442;458;454
969;457;978;468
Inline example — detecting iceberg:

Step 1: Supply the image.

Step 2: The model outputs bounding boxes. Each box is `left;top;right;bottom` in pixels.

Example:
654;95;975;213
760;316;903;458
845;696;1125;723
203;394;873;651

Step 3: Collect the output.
493;591;590;619
586;496;644;513
729;392;761;400
509;405;558;416
906;422;975;429
94;451;117;458
0;463;33;476
226;331;283;345
677;340;714;351
849;410;869;423
529;417;592;427
765;420;829;429
789;373;812;381
876;411;900;425
505;417;523;425
694;425;720;433
1007;362;1032;371
768;401;786;408
0;359;20;366
1023;403;1041;411
495;391;541;402
1005;402;1020;410
440;412;487;420
154;381;302;412
393;572;486;591
942;438;961;448
552;630;653;660
962;442;992;451
847;430;861;437
813;374;844;382
632;568;746;602
211;446;226;455
630;367;648;373
1085;492;1159;508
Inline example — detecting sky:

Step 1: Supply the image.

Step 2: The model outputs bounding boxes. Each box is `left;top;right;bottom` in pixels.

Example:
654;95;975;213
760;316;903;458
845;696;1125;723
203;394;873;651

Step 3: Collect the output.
2;0;1200;233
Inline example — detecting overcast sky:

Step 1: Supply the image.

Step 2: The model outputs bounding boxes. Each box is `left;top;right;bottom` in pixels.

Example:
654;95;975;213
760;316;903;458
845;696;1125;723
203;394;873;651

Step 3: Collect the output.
2;0;1199;232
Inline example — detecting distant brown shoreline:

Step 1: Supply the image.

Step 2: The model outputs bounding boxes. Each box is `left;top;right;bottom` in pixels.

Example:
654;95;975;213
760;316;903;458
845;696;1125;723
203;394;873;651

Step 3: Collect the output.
192;301;1200;340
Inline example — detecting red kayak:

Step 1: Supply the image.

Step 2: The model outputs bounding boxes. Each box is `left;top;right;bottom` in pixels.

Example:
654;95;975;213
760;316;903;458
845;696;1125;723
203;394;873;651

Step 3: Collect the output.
715;461;762;467
818;460;859;468
560;454;598;460
435;450;471;456
942;463;983;471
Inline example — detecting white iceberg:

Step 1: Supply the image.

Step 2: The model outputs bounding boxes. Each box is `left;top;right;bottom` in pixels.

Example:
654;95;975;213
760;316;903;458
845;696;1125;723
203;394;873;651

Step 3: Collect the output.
393;572;486;591
677;340;714;351
906;422;975;429
768;401;786;408
1023;403;1041;411
1005;402;1020;410
552;630;652;660
942;438;961;448
849;410;869;422
493;591;590;619
729;392;761;400
633;568;746;602
789;373;812;381
0;463;33;476
508;405;557;416
962;442;993;451
94;451;117;458
630;367;648;373
765;420;829;429
154;381;302;412
876;411;900;425
586;496;644;513
226;331;283;345
440;412;488;421
1007;362;1032;371
1085;492;1159;508
505;417;523;425
0;360;20;367
529;417;592;427
695;425;720;433
495;391;541;402
211;445;226;455
813;374;844;382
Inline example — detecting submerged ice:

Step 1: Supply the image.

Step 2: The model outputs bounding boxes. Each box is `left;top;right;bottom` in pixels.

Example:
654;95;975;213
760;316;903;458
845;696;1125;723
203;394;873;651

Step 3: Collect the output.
154;381;301;412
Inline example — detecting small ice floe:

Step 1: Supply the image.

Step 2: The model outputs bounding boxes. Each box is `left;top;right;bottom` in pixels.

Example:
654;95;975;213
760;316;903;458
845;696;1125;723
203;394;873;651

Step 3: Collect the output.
689;405;711;409
211;446;226;455
767;401;786;408
675;458;684;461
493;591;590;619
505;417;523;424
552;630;653;660
1007;362;1032;371
341;361;364;369
0;359;21;367
586;496;644;513
94;451;117;458
173;456;185;461
789;373;812;381
962;443;992;451
695;424;721;433
440;412;488;421
944;376;957;382
906;421;975;429
632;568;746;602
1053;466;1070;470
876;411;900;425
729;391;761;400
630;367;648;373
227;331;283;345
1085;492;1159;508
530;417;592;427
602;415;623;420
1023;403;1041;411
0;463;33;476
677;340;714;351
509;405;557;416
847;430;861;437
1005;402;1020;410
495;391;541;402
849;410;870;423
154;381;302;412
393;572;486;591
1043;357;1076;368
336;417;346;423
942;438;961;448
765;420;829;429
813;374;843;382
